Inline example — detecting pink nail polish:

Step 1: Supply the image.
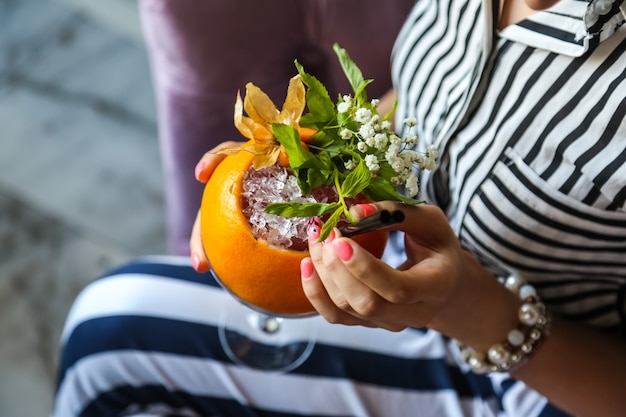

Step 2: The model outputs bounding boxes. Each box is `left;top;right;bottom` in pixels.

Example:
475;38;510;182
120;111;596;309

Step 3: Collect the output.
307;217;322;241
300;258;314;279
356;203;378;217
195;161;206;181
333;240;353;261
191;253;201;271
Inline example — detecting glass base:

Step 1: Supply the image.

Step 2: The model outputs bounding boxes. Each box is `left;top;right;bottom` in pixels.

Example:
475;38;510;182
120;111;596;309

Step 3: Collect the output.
218;300;317;373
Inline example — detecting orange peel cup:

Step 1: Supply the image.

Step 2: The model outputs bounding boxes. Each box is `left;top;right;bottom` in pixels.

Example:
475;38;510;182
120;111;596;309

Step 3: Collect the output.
200;148;389;316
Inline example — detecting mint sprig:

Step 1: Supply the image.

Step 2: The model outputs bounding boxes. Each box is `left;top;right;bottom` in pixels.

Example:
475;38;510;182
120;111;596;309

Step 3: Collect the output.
264;43;432;241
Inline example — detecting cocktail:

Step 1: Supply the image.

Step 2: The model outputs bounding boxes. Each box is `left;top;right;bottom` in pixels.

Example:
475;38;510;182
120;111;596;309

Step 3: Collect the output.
200;44;434;372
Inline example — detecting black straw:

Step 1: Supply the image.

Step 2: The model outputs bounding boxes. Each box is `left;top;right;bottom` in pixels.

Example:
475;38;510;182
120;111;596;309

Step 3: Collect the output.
339;209;404;237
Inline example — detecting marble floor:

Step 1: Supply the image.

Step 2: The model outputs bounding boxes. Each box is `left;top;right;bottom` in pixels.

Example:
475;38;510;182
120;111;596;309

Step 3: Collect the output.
0;0;167;415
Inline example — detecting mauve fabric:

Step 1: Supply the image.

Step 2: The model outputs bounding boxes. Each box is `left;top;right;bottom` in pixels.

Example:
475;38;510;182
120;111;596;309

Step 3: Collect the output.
139;0;415;255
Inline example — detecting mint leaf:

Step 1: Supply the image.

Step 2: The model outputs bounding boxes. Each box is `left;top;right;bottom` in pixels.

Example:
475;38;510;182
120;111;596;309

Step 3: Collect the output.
333;44;364;95
319;206;344;242
272;124;314;169
295;61;335;127
264;201;340;218
340;159;370;198
365;176;424;205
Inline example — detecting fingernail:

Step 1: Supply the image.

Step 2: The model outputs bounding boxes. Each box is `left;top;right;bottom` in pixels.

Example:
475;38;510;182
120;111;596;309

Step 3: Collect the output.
323;228;335;245
192;253;208;273
307;217;322;241
333;240;353;261
300;258;314;279
356;203;378;217
194;161;206;181
191;253;201;270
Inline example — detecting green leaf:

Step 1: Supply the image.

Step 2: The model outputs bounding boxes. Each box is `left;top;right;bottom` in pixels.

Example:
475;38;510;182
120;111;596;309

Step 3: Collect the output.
307;168;331;189
271;124;314;169
264;201;340;218
365;176;424;204
340;159;371;198
295;61;336;126
319;206;344;241
333;43;366;97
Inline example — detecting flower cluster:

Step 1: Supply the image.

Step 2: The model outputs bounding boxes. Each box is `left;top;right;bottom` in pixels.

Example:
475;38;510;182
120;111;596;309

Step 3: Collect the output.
335;95;438;198
220;43;437;240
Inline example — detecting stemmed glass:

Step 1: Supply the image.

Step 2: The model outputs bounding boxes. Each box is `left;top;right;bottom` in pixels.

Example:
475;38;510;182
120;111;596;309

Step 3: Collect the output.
211;269;318;373
210;209;402;372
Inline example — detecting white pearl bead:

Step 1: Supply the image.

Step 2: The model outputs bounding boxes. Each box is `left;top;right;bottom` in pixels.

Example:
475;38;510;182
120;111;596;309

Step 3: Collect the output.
519;284;537;300
519;303;540;326
488;344;510;365
505;275;525;293
508;328;525;346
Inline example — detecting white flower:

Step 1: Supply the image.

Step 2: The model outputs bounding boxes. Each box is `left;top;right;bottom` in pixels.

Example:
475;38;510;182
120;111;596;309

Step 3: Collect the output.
370;98;380;107
340;128;353;139
342;95;353;106
364;154;380;172
358;123;376;140
355;107;373;123
419;144;438;170
405;134;419;146
388;133;402;145
404;117;417;127
380;120;392;130
344;159;356;170
337;101;350;114
427;144;439;159
405;174;419;197
357;142;368;152
374;133;388;150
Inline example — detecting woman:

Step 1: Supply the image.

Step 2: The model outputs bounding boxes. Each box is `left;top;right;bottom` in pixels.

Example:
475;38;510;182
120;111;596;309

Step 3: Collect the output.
54;0;626;416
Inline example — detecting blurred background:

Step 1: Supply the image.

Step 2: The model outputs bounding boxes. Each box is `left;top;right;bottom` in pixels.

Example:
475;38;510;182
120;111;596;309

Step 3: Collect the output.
0;0;167;415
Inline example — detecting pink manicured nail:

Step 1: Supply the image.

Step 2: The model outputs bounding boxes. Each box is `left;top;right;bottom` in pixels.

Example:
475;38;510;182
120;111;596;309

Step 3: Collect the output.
300;258;314;279
333;240;353;261
191;253;201;270
192;253;208;273
194;161;206;181
356;203;378;217
306;217;322;241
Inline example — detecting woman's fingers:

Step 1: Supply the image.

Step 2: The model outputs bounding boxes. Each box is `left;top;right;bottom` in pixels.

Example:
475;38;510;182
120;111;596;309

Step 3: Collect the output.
300;257;372;327
189;211;210;273
194;141;243;183
305;219;417;330
190;141;245;271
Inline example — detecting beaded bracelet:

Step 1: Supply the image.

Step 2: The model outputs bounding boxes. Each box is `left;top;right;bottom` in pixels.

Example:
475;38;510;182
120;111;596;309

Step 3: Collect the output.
456;275;552;374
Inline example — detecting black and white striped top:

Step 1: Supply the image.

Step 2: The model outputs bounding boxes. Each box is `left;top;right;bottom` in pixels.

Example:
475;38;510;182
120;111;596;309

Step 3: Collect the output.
392;0;626;334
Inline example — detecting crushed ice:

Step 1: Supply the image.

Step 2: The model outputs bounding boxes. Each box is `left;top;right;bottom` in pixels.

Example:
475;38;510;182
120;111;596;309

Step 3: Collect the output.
242;164;324;250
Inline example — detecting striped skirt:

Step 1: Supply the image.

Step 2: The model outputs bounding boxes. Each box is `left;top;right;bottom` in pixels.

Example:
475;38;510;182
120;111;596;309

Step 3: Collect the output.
52;256;570;417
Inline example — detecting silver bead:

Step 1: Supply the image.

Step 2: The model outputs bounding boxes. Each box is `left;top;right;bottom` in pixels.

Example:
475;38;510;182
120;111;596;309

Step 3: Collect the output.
594;0;613;15
468;355;490;374
508;328;525;346
585;8;599;27
521;342;533;354
488;344;510;365
519;303;540;326
529;328;542;341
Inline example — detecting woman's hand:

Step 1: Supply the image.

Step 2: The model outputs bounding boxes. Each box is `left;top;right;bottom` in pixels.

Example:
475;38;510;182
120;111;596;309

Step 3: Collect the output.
302;201;521;349
189;141;244;273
